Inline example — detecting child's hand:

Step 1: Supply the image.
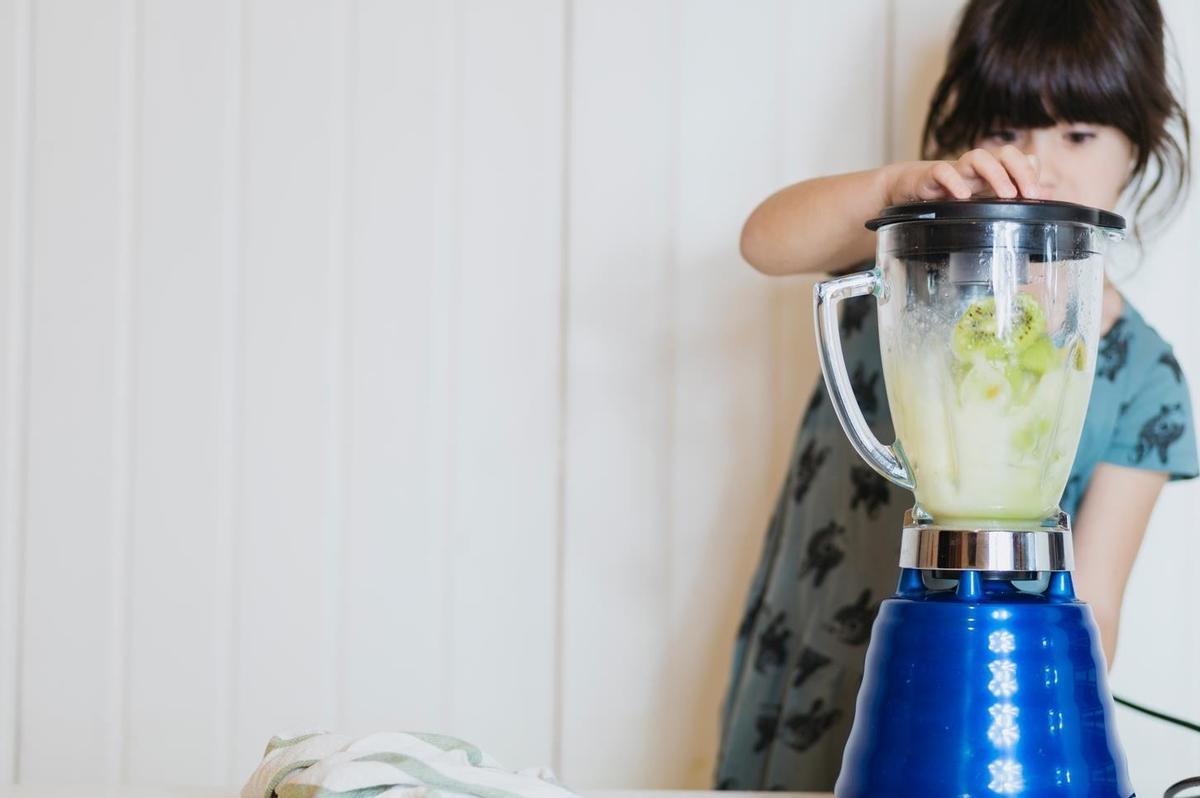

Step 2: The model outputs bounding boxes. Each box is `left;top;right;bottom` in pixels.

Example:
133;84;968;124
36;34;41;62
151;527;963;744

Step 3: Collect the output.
884;145;1043;205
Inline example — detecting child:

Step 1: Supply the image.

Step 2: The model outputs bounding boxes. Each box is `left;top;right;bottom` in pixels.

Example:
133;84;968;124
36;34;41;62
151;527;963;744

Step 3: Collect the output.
715;0;1197;790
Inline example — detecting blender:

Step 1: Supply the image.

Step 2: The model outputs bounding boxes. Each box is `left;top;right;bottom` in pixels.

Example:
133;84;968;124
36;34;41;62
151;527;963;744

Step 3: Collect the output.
814;199;1133;796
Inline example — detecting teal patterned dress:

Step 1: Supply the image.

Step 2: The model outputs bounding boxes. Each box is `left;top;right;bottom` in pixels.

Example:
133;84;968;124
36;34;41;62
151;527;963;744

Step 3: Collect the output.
714;294;1199;790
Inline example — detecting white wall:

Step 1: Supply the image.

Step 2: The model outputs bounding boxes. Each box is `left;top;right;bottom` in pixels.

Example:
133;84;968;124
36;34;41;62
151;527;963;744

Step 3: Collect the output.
0;0;1196;793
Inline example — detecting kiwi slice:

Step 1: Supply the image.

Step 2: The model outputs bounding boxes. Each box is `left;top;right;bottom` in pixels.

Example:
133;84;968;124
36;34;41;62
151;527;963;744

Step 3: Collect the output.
1005;363;1036;403
952;295;1047;361
1067;337;1088;371
952;298;1004;360
1018;334;1058;375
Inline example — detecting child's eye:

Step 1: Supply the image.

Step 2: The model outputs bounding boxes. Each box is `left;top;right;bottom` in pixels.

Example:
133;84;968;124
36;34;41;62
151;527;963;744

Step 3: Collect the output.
1066;130;1097;144
985;129;1018;144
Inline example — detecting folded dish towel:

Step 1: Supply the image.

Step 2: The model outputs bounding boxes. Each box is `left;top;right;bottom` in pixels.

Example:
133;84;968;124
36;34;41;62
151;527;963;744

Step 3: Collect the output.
242;731;577;798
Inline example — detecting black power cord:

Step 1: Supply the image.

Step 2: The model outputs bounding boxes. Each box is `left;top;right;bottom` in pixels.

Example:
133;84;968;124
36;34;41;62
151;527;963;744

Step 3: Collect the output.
1166;779;1200;798
1112;694;1200;797
1114;694;1200;734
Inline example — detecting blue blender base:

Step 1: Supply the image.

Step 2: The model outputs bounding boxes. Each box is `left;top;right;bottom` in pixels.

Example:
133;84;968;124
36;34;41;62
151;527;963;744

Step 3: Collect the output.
835;569;1135;797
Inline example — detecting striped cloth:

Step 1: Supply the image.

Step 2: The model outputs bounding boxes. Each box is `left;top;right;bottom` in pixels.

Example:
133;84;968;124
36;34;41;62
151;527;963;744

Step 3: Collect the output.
241;731;578;798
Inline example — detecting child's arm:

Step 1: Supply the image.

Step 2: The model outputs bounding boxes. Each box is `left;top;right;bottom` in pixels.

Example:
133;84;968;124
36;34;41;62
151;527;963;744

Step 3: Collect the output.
740;146;1043;276
1070;464;1169;668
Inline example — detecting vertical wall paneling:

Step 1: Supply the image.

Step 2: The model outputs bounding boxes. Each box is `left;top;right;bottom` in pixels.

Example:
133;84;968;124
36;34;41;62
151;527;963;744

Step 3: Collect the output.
230;0;346;778
552;0;572;775
124;0;236;784
324;0;351;740
110;0;139;780
216;0;245;783
426;0;460;751
340;0;450;736
781;1;891;180
561;0;677;786
19;0;126;781
886;0;962;163
0;0;30;783
665;0;785;784
447;0;564;768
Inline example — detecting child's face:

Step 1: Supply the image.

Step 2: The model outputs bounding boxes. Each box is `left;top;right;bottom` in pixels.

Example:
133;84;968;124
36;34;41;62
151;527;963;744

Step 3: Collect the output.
974;123;1135;211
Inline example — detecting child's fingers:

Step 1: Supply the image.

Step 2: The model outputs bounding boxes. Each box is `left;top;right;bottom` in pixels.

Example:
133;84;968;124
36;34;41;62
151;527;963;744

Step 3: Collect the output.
996;145;1041;199
958;149;1018;199
927;161;971;199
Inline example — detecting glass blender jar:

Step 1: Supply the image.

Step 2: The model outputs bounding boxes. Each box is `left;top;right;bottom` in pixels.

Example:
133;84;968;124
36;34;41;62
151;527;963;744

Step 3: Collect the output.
816;198;1122;531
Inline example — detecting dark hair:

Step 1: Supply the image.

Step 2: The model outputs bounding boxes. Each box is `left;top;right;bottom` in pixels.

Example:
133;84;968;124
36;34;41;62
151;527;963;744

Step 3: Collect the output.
921;0;1191;241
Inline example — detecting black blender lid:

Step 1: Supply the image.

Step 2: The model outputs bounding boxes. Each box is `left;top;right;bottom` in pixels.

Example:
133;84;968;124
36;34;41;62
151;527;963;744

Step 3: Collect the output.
865;198;1125;231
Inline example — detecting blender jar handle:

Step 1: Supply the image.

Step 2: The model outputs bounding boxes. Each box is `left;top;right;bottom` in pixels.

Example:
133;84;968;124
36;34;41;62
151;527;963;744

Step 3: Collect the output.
814;269;914;491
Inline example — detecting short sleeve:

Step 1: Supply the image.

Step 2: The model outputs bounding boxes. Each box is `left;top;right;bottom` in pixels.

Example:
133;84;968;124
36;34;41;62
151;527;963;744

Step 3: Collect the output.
1102;348;1200;480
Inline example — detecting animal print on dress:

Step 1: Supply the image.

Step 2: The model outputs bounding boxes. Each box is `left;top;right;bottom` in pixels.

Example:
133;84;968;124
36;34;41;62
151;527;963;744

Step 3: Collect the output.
826;589;879;646
798;521;846;588
753;703;782;753
841;299;872;336
792;647;833;688
753;609;791;674
782;699;842;752
849;363;882;421
1159;351;1183;383
1096;318;1130;381
849;465;890;518
1133;404;1186;466
736;593;763;642
792;439;832;504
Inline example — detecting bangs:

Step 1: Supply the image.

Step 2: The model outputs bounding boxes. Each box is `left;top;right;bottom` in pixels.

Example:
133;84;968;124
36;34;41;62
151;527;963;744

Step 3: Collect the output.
925;0;1146;157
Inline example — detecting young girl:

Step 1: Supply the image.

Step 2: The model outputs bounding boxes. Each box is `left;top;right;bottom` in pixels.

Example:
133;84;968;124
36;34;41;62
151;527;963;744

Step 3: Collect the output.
716;0;1196;789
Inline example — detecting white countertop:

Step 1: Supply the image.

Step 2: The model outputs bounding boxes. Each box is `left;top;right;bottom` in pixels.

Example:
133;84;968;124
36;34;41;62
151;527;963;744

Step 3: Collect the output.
0;789;831;798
